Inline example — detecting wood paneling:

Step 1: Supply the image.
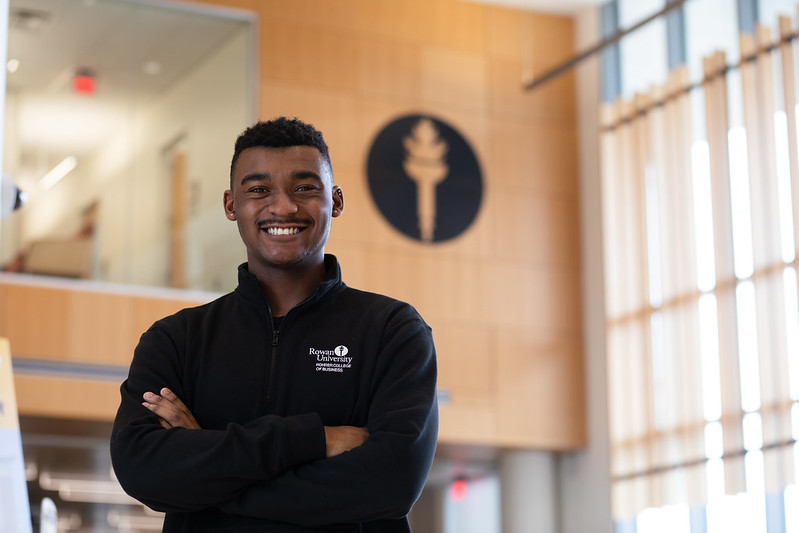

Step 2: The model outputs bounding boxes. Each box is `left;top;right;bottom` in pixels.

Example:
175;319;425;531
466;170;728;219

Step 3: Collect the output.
14;374;120;421
0;278;207;365
495;331;585;449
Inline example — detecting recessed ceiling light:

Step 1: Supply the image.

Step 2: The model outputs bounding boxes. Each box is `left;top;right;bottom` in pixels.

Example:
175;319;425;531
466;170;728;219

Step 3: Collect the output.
7;58;20;73
39;156;77;190
142;61;161;75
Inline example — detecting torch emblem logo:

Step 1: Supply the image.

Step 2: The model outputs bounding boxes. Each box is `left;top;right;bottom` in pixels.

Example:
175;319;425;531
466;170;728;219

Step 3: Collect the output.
402;119;449;242
366;114;482;244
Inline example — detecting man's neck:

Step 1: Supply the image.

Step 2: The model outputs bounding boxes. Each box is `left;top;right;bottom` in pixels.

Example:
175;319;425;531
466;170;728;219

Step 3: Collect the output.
250;260;327;317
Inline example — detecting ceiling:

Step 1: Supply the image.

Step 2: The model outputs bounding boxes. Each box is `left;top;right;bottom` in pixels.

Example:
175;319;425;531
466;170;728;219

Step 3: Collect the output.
6;0;249;98
4;0;251;190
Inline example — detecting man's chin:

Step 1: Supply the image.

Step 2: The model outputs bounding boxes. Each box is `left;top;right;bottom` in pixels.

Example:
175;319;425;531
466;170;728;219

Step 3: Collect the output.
249;250;325;272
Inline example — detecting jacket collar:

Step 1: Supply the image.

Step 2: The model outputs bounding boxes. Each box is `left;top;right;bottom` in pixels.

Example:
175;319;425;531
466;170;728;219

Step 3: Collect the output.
234;254;343;310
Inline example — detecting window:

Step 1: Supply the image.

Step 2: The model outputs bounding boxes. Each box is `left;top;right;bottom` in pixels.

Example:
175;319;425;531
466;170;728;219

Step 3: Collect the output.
600;2;799;531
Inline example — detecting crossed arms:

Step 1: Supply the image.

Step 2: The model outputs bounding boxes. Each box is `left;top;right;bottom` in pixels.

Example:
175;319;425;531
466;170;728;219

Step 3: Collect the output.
142;387;369;458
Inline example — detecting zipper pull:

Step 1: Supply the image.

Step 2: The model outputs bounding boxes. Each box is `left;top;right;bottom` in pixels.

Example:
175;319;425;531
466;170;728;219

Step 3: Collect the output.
272;330;279;346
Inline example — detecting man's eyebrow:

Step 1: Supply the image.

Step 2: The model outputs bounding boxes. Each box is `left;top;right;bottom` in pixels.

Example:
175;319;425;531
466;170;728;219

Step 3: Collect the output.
291;170;324;181
240;171;323;185
240;173;270;186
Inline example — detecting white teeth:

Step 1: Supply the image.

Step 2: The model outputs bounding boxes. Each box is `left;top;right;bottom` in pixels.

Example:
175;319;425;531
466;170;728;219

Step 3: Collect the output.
267;227;300;236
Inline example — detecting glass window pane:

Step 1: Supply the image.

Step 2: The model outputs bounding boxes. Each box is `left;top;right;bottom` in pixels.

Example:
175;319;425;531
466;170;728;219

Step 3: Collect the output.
685;0;740;82
728;127;755;279
637;504;691;533
758;0;799;30
619;0;669;98
736;280;762;412
692;140;717;292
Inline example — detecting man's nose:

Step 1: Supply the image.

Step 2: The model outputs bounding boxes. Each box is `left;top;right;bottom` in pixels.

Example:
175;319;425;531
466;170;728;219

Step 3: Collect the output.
268;189;298;215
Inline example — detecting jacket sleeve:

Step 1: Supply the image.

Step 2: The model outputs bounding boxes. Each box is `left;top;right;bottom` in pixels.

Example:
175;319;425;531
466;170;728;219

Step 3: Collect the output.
110;322;327;513
216;309;439;526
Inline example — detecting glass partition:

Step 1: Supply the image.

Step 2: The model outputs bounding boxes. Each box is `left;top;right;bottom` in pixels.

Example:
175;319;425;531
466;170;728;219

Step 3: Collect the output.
1;0;255;293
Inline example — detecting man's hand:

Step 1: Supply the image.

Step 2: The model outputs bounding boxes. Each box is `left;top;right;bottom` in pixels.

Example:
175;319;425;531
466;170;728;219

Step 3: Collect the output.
323;425;369;457
142;388;201;430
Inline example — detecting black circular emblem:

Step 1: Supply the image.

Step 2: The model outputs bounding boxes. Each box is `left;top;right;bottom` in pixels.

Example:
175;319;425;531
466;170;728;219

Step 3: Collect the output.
366;114;483;243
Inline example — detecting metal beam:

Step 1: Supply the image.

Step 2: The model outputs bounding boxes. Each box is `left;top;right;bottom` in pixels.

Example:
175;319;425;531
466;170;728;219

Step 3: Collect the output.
523;0;691;91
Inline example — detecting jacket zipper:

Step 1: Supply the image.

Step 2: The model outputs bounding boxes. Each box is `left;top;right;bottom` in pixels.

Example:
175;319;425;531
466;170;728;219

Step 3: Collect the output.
265;328;279;404
263;286;320;406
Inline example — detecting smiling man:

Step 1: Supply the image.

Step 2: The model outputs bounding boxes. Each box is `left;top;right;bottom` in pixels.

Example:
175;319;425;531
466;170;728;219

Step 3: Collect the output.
110;117;438;532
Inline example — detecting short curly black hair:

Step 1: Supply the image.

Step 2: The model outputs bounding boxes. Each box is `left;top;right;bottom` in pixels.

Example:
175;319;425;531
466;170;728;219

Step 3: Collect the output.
229;117;332;188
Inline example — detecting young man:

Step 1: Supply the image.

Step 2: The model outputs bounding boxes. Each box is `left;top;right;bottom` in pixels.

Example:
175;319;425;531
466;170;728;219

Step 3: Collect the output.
110;117;439;532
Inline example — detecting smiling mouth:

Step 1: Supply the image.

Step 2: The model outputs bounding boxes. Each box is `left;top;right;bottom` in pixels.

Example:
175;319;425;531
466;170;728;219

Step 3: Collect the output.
263;226;303;236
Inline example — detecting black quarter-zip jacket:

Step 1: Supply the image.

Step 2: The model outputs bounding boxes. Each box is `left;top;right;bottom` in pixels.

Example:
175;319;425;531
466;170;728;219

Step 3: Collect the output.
110;255;438;532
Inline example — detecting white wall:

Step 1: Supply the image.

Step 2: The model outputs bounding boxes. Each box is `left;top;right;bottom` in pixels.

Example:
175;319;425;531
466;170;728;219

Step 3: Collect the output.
558;5;614;533
95;26;252;289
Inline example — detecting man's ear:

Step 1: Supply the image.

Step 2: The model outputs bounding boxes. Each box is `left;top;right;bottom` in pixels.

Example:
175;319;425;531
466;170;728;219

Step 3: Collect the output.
223;189;236;220
332;186;344;218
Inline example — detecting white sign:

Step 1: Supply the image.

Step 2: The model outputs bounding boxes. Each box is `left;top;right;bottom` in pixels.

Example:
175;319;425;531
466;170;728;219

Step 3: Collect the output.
0;338;33;533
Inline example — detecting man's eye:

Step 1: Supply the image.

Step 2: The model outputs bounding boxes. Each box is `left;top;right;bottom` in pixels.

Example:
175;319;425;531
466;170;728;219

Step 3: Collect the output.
249;187;268;193
296;185;317;192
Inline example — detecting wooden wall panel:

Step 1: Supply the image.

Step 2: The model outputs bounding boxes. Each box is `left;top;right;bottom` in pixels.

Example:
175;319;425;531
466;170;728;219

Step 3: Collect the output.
494;192;581;267
0;277;209;365
434;324;494;405
357;38;424;100
488;121;579;195
495;332;585;449
420;48;488;113
0;285;70;360
259;24;361;91
14;374;120;421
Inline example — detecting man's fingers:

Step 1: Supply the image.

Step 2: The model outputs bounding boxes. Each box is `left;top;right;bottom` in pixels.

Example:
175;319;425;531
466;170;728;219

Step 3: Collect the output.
141;388;201;430
143;401;181;426
160;388;179;402
159;388;191;410
142;391;178;420
143;391;164;404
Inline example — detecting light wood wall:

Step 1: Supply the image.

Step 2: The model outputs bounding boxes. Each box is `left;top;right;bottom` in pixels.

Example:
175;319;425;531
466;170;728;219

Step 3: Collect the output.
3;0;585;449
0;276;208;421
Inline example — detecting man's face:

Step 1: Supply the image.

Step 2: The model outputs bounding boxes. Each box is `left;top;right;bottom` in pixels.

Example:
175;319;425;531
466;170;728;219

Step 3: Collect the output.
224;146;343;275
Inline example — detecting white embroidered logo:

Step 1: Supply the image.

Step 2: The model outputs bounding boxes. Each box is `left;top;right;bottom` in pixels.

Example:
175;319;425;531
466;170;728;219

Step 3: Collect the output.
309;346;352;373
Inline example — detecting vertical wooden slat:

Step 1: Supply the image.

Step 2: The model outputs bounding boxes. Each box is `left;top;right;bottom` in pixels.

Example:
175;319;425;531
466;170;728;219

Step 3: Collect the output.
601;101;634;520
702;50;747;496
779;16;799;258
623;94;653;517
747;26;795;493
671;66;707;507
761;23;796;493
786;11;799;490
659;76;682;509
600;103;627;520
633;88;664;511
